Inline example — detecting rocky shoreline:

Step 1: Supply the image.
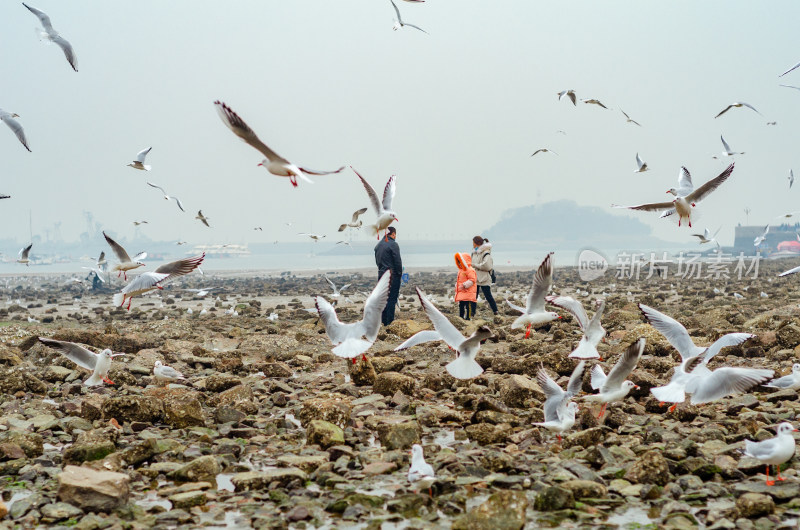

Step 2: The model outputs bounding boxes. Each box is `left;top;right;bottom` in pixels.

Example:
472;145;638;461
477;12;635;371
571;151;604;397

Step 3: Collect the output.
1;262;800;529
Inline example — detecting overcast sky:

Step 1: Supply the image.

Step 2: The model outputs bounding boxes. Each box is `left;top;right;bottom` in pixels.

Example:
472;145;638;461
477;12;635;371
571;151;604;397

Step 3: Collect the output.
2;1;800;249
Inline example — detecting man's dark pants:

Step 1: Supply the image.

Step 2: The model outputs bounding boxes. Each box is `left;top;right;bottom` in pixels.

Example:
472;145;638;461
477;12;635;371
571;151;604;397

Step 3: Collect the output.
381;271;401;326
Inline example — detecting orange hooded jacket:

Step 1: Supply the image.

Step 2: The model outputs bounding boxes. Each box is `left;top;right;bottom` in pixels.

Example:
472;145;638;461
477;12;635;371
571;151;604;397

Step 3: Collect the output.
454;253;477;302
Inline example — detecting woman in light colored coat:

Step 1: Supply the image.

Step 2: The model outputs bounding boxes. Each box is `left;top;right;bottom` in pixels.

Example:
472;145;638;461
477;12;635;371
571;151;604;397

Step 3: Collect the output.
470;236;498;315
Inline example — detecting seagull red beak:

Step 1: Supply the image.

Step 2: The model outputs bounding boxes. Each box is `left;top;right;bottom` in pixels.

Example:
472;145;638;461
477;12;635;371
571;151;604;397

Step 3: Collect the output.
634;385;640;389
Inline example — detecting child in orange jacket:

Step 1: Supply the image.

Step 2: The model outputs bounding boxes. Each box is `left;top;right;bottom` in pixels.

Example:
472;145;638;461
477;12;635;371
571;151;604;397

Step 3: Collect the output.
454;252;478;320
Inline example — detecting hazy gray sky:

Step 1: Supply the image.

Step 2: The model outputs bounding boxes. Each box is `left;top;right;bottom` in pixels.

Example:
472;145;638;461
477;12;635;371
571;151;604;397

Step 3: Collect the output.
2;1;800;249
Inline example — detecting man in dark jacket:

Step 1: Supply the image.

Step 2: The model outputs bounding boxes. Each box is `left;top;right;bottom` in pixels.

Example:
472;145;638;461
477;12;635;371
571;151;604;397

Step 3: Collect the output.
374;226;402;326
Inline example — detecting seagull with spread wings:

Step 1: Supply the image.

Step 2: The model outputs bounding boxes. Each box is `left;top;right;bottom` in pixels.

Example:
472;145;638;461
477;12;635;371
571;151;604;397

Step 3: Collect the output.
103;231;146;280
0;109;31;152
316;271;390;361
147;182;185;212
196;210;210;227
691;227;721;245
113;254;205;310
214;100;344;187
17;244;32;266
22;3;78;72
557;90;577;105
634;153;649;173
507;252;560;338
534;361;585;440
390;0;428;34
712;135;744;158
621;109;642;126
714;101;761;119
612;163;735;228
352;167;397;239
546;296;606;359
338;208;368;231
531;148;558;157
582;338;644;418
127;147;152;171
38;337;125;386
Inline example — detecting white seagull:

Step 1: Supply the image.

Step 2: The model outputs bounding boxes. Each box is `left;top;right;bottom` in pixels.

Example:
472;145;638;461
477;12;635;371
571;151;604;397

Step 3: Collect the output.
535;361;585;441
153;360;186;385
325;276;350;298
22;3;78;72
316;270;391;361
581;98;609;109
17;244;32;266
127;147;152;171
103;231;146;280
353;167;398;239
0;109;31;152
38;337;125;386
214;100;344;187
509;252;560;338
765;364;800;391
667;166;694;197
113;254;205;310
390;0;428;34
691;227;721;245
395;287;494;380
557;90;577;105
338;208;368;231
633;153;649;173
408;444;435;495
743;423;798;486
531;148;558;157
196;210;210;227
714;102;761;119
546;296;606;359
612;163;735;228
299;233;326;242
754;224;770;247
712;135;744;158
147;182;185;212
639;303;757;411
621;109;642;126
583;338;644;418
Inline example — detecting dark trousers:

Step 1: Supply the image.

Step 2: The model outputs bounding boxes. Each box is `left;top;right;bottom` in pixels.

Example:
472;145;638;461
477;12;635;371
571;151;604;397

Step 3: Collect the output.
381;271;401;326
479;285;498;313
459;301;477;320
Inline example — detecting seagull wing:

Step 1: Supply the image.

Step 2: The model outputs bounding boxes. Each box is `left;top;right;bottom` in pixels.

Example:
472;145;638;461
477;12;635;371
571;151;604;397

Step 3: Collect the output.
22;3;54;33
324;276;337;291
403;22;429;34
147;181;167;196
685;163;734;203
1;114;31;152
352;208;368;222
720;135;732;153
741;102;761;115
315;296;346;344
688;367;774;404
635;153;645;170
416;286;466;350
714;105;734;118
395;330;443;351
19;244;32;260
103;231;132;263
390;0;403;21
639;303;702;361
505;299;525;313
172;196;186;212
121;272;169;295
546;295;589;330
382;175;396;211
779;264;800;277
153;253;205;279
702;333;755;364
51;35;78;72
298;165;345;176
612;201;675;212
603;337;644;391
537;367;566;422
677;167;693;193
780;61;800;77
136;147;152;163
38;337;98;371
352;167;384;215
361;271;392;341
527;252;553;313
213;101;287;163
566;361;586;397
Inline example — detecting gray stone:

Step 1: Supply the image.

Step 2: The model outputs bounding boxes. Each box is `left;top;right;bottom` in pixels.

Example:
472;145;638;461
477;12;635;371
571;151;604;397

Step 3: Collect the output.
57;465;130;512
101;395;164;423
561;479;608;499
40;502;83;521
498;374;544;408
625;449;671;486
736;492;774;518
230;468;307;491
307;420;345;449
373;372;416;397
168;455;221;483
453;490;528;529
534;486;575;512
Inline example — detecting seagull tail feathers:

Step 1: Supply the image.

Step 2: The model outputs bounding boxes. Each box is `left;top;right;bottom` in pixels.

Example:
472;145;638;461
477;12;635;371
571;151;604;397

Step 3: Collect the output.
332;339;372;358
446;357;484;380
650;383;686;404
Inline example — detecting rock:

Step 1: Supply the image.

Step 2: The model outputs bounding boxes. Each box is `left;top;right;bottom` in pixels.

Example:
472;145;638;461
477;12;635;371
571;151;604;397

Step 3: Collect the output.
211;384;258;414
119;439;159;467
736;492;774;518
230;468;307;491
204;373;241;392
562;479;608;499
163;395;206;428
57;465;130;512
261;362;293;378
0;499;6;519
214;406;246;424
0;431;43;458
385;320;430;339
362;461;398;475
453;490;528;530
63;429;116;465
0;442;26;461
349;357;376;386
0;366;47;394
40;502;83;521
168;455;221;483
733;481;800;501
465;423;510;445
777;324;800;349
625;449;671;486
43;365;74;382
376;420;420;450
563;427;605;449
168;491;207;509
371;356;406;373
498;374;544;408
286;505;311;521
307;420;345;449
534;486;575;512
276;455;327;473
101;395;164;423
299;395;353;428
373;372;416;397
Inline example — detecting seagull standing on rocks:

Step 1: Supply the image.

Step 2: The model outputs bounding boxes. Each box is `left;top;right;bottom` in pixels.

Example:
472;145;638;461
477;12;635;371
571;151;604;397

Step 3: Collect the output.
38;337;125;386
765;364;800;391
743;423;798;485
153;361;186;385
408;444;435;495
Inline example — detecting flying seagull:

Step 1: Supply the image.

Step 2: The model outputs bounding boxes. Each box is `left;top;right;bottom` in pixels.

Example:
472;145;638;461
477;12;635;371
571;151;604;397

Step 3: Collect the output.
0;195;9;199
557;90;577;105
325;276;351;298
196;210;210;227
390;0;428;34
0;109;31;152
612;163;735;228
621;109;642;126
353;167;398;239
534;361;585;440
754;224;770;247
714;102;761;119
127;147;152;171
22;3;78;72
582;98;609;109
779;61;800;77
17;243;32;266
508;252;560;338
147;182;185;212
634;153;649;173
691;227;721;244
546;296;606;359
38;337;125;386
103;231;146;280
531;148;558;157
583;338;645;418
790;170;794;189
712;135;744;158
338;208;368;231
299;233;326;242
214;100;344;187
113;254;205;310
